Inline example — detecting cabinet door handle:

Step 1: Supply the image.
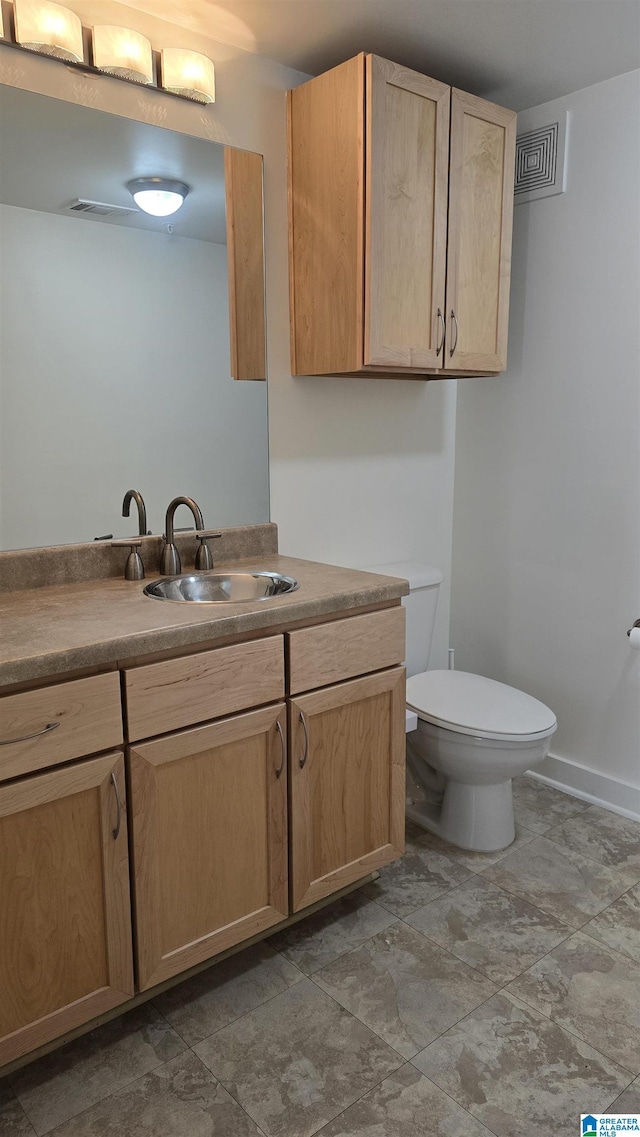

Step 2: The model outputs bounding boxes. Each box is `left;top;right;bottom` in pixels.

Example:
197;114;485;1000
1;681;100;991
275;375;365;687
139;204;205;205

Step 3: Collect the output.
298;711;309;769
275;719;285;778
0;721;59;746
110;771;122;840
436;308;445;357
449;310;459;357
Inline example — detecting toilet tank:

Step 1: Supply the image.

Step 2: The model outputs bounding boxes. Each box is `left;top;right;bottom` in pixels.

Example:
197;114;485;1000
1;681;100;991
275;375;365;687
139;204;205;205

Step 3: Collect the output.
364;562;443;677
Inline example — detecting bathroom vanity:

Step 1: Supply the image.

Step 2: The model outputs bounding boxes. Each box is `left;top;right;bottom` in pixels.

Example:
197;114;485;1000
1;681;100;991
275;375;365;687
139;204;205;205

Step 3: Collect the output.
0;532;407;1069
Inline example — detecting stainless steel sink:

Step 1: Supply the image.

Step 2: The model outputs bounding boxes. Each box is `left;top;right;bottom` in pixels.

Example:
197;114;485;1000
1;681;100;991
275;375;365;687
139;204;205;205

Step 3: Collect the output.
144;571;299;603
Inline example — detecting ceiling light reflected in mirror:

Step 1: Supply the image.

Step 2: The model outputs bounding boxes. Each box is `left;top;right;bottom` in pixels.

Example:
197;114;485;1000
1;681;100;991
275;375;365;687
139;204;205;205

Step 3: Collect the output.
127;176;190;216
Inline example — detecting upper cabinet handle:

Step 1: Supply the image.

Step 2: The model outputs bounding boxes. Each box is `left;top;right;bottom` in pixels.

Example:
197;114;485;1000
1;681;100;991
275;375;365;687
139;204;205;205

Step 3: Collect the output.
298;711;309;769
449;310;459;357
275;720;286;778
436;308;445;357
0;722;60;746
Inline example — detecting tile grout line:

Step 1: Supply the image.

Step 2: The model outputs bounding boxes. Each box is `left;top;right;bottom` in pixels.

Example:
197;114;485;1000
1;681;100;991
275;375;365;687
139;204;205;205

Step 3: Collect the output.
407;984;637;1123
151;951;308;1050
313;1060;502;1137
500;985;640;1087
472;862;628;932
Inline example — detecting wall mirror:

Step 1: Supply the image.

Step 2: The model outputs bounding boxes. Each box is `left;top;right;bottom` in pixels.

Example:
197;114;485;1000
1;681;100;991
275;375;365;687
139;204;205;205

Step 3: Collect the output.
0;82;269;552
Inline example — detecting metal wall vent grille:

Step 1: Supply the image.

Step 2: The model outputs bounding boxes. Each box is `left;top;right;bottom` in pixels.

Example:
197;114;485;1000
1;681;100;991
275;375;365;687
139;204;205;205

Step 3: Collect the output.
67;199;137;217
516;123;558;194
514;112;568;204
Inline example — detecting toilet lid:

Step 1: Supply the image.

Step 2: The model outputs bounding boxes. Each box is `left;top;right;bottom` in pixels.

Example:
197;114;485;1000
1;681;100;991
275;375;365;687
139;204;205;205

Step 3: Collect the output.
406;670;557;742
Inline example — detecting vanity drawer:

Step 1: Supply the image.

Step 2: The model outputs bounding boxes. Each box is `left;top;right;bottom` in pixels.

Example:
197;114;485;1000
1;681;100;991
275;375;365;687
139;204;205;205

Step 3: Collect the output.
0;672;123;781
124;636;285;741
287;607;406;694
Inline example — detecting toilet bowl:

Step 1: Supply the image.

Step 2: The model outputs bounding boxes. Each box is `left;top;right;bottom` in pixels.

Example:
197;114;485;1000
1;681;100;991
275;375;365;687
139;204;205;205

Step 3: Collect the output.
405;669;556;851
365;562;557;853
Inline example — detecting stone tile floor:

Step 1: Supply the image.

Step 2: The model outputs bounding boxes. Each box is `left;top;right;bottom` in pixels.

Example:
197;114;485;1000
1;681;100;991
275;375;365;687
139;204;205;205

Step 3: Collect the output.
2;776;640;1137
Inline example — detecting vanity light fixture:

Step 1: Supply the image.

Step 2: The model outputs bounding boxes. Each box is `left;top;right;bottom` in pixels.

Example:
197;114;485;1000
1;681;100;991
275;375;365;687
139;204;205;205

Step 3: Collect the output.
13;0;84;62
127;177;190;217
2;3;216;105
160;48;215;104
92;25;153;86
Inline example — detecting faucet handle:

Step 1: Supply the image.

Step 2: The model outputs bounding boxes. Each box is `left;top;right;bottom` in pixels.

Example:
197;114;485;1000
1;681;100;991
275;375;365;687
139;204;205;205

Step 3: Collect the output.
111;540;145;581
194;531;221;572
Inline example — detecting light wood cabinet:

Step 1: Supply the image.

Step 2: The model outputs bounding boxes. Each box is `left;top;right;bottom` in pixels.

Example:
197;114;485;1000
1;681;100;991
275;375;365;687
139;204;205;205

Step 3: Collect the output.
0;672;123;781
129;703;288;990
287;53;516;379
289;668;405;911
0;600;406;1066
224;147;267;381
288;607;406;695
124;635;284;742
0;753;133;1066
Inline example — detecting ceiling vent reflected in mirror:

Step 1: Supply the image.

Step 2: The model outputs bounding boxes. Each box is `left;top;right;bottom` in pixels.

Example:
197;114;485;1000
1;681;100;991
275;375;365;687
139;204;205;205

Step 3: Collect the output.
68;199;138;218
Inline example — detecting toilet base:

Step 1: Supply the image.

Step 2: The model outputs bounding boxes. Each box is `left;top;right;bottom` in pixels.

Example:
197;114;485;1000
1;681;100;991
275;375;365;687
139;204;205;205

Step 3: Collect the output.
407;778;515;853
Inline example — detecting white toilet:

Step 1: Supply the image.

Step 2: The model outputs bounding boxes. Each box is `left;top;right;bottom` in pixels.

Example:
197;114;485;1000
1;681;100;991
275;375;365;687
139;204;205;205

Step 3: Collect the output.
368;563;557;853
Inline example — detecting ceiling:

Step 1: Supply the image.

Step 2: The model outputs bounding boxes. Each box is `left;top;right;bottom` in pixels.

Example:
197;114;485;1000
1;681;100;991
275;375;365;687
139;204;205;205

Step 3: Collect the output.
0;85;228;241
120;0;640;110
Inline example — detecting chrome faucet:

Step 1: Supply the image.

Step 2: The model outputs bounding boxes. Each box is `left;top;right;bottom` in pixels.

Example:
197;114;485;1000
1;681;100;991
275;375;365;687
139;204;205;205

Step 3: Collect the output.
160;496;205;576
122;489;148;537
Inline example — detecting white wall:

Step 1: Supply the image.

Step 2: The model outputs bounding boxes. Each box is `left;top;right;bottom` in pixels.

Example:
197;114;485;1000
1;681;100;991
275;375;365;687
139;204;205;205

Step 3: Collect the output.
452;71;640;811
0;204;269;547
0;10;457;666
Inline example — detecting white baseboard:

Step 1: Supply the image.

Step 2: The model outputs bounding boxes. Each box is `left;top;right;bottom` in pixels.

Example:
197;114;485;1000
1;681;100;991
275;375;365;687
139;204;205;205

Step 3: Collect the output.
527;751;640;823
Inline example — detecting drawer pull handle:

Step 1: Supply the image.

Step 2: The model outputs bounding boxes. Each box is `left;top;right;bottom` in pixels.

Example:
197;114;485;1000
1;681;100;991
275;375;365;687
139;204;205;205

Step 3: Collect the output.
299;711;309;769
275;720;285;778
110;771;122;840
436;308;445;357
0;721;60;746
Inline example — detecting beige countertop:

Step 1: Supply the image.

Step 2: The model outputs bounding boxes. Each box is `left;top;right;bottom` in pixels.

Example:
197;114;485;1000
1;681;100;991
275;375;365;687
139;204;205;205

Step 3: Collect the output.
0;556;408;687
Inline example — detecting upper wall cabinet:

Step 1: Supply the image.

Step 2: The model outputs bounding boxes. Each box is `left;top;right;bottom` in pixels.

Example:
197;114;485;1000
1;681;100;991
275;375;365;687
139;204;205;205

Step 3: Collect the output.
287;54;517;379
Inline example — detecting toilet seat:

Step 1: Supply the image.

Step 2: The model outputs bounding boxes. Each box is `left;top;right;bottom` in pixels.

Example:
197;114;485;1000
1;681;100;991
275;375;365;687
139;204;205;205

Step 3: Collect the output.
406;670;557;743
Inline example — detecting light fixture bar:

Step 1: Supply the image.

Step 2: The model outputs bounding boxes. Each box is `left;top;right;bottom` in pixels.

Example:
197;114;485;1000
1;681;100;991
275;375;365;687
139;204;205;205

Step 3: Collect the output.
0;3;216;106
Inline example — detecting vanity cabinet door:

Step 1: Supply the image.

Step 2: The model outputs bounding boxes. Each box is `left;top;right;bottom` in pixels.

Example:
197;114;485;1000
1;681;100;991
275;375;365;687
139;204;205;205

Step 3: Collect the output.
444;89;517;372
0;753;133;1067
130;704;288;990
289;668;405;912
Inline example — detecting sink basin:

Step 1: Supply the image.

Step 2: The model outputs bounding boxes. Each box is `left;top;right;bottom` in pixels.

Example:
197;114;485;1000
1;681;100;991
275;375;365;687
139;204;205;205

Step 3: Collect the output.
144;571;299;604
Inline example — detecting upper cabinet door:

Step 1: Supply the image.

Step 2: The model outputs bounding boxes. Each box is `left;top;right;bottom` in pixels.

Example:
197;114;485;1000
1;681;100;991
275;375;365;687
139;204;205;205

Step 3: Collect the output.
365;56;450;369
445;90;517;372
